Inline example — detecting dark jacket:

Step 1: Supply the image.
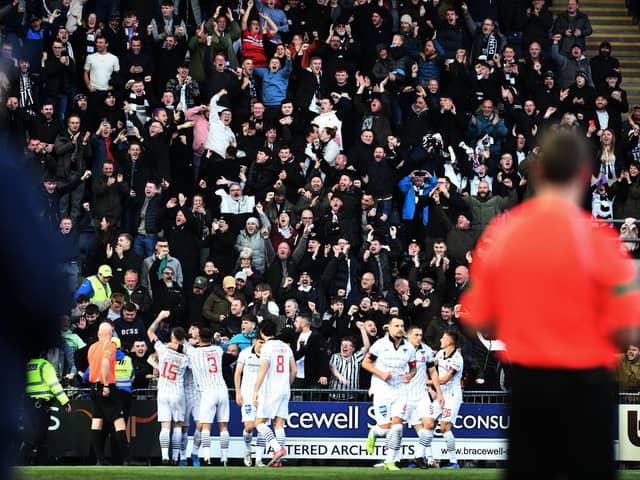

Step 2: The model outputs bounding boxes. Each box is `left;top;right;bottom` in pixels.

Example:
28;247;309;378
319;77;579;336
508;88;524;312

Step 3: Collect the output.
293;329;330;387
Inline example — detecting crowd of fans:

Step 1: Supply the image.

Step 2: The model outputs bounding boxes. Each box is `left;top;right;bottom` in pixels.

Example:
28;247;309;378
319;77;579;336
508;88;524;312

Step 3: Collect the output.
2;0;640;393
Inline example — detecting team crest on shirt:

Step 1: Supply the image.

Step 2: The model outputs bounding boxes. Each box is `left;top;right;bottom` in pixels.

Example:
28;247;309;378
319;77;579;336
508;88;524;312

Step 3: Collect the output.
378;405;388;416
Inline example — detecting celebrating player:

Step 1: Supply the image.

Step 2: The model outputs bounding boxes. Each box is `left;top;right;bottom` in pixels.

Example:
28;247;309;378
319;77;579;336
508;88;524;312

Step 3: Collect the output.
405;326;444;469
235;336;266;467
184;327;231;466
148;311;190;465
362;317;416;470
253;319;296;467
182;323;201;466
433;330;464;469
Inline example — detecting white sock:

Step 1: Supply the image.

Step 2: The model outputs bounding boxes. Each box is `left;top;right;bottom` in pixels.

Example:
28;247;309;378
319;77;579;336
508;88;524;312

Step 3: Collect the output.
274;428;286;450
220;430;230;462
256;423;280;452
171;427;182;462
385;424;402;463
443;430;457;464
256;432;266;462
199;429;211;460
374;425;389;438
192;429;201;455
181;428;188;458
243;430;252;450
159;428;170;460
423;428;434;459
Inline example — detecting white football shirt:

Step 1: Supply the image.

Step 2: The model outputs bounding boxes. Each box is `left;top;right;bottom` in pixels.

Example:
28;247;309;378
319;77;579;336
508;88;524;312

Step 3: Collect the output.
185;344;227;392
435;349;464;395
155;341;189;396
258;339;293;398
367;335;416;397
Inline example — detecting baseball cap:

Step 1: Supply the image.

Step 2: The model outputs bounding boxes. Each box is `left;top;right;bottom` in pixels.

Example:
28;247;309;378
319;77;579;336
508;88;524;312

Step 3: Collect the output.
222;276;236;288
421;277;435;285
408;238;421;246
193;276;208;289
111;337;122;349
98;265;113;277
235;271;247;282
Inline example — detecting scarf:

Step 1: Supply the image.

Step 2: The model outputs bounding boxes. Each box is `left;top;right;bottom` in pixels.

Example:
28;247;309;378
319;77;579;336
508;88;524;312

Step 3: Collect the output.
19;74;35;109
278;226;292;239
483;33;498;58
157;256;168;280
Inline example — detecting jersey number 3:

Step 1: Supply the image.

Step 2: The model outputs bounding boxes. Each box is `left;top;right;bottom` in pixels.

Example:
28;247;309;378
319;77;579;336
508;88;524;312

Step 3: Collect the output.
207;354;219;373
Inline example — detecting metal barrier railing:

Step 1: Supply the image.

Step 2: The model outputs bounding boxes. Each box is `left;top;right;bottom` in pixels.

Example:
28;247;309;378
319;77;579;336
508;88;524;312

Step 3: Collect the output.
65;387;510;403
67;387;640;404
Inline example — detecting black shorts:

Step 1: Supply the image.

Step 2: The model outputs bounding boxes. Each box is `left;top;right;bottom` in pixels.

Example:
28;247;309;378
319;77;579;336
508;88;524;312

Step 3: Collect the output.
90;384;124;422
507;365;616;480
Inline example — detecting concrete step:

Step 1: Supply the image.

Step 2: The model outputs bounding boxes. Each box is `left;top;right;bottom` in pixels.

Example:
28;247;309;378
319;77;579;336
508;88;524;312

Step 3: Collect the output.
590;15;637;24
590;31;640;39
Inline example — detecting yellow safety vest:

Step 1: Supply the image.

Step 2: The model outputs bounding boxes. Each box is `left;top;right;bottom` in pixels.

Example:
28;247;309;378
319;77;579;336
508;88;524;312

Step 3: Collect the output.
26;358;69;406
87;275;111;304
115;354;134;392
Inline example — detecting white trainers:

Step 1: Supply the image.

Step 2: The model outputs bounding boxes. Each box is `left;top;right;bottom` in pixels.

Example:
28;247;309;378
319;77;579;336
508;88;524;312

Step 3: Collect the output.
243;450;252;467
255;459;266;467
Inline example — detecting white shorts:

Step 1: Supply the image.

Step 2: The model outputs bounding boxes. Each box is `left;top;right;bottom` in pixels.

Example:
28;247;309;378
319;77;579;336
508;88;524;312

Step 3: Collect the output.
157;392;185;423
428;391;462;424
184;389;201;424
373;392;407;425
256;393;289;420
406;398;431;426
198;389;230;424
240;402;257;423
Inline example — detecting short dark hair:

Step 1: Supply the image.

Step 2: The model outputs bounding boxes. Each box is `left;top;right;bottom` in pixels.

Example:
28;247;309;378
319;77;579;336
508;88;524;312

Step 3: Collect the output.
123;302;137;313
443;329;459;347
172;327;186;342
85;304;100;316
199;327;213;343
258;319;277;338
539;130;590;183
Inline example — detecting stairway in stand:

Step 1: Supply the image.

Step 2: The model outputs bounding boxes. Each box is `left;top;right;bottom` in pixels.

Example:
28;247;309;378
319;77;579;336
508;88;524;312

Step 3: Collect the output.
551;0;640;106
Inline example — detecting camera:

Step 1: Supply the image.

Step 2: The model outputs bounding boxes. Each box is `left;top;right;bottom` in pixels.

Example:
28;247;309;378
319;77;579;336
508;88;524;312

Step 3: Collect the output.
422;132;443;151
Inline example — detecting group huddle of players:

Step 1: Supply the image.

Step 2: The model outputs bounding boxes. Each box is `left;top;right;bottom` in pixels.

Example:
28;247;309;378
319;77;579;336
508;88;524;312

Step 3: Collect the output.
149;313;463;469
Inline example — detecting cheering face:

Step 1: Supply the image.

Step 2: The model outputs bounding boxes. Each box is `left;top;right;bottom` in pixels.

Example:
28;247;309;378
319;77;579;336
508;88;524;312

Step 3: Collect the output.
340;340;355;358
626;345;640;362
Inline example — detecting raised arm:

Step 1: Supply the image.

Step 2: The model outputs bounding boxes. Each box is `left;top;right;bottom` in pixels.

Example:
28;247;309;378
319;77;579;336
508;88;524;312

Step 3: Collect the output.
147;310;171;342
241;0;254;31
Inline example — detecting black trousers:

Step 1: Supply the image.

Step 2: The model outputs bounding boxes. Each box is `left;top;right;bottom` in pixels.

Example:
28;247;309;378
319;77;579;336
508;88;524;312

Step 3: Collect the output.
20;399;50;465
507;365;616;480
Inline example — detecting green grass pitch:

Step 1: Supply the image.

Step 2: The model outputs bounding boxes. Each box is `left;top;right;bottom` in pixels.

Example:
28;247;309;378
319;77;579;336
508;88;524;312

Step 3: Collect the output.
15;467;640;480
